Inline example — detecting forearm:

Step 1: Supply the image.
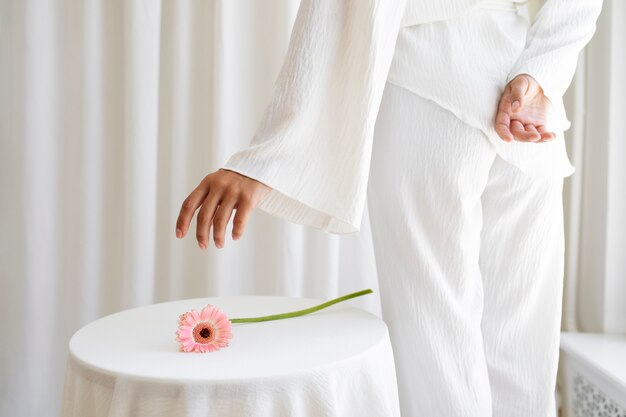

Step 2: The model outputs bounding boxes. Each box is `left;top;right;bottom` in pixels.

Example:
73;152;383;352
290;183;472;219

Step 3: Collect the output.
221;0;407;233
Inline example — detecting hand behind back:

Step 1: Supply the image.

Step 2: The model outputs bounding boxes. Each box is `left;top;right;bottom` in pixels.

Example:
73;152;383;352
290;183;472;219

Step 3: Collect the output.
495;73;557;143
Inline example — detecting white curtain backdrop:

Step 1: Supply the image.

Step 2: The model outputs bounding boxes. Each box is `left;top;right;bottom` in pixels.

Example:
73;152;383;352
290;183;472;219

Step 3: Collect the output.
0;1;379;416
561;0;626;334
1;1;623;416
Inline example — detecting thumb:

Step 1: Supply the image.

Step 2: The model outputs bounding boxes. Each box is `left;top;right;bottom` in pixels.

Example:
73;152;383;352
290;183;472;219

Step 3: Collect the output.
509;75;529;113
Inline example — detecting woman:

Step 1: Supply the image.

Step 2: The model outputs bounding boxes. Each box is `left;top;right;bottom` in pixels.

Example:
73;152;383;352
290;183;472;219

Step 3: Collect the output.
175;0;603;415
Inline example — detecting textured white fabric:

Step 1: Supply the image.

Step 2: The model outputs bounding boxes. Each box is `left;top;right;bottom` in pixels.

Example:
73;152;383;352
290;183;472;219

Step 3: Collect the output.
0;2;383;417
220;2;600;414
387;4;573;179
222;0;407;235
0;1;612;417
60;296;400;417
368;81;565;417
221;0;603;235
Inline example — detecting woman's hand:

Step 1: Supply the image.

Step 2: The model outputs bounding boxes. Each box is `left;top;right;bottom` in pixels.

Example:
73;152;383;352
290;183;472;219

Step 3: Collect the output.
495;73;557;143
176;169;272;249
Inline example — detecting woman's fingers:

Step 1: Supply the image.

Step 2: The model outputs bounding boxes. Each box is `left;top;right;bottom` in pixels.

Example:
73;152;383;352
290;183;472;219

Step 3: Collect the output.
536;125;556;142
524;123;541;142
231;198;254;240
176;181;210;238
508;75;529;113
495;98;514;142
510;120;528;141
510;120;543;142
211;194;238;249
496;74;554;143
498;121;556;143
176;169;270;249
196;191;221;249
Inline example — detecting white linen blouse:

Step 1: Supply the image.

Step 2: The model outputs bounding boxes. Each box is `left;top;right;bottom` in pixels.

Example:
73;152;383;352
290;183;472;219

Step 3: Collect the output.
221;0;603;234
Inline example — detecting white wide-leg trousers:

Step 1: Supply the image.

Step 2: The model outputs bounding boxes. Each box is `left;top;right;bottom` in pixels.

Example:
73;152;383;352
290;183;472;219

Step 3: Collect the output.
367;81;565;417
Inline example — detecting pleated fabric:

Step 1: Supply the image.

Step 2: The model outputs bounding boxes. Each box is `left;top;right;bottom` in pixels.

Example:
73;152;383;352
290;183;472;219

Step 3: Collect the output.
368;80;565;417
219;1;601;414
221;0;602;235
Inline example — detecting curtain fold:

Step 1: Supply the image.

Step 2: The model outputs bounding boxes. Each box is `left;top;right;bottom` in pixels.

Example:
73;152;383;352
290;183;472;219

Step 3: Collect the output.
0;1;380;416
561;0;626;333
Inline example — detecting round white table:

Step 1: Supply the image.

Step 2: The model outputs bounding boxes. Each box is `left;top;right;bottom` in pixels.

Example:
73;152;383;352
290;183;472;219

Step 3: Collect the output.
60;296;401;417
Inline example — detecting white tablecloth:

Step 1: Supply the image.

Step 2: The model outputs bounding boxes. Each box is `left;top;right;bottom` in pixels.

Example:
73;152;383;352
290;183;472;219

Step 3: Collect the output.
60;296;400;417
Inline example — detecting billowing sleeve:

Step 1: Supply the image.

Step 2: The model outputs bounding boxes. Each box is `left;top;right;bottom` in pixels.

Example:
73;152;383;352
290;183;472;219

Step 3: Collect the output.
505;0;603;132
220;0;407;234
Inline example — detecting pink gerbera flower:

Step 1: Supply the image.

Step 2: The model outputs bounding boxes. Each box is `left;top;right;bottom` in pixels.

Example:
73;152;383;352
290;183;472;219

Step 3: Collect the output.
175;289;374;353
175;304;233;353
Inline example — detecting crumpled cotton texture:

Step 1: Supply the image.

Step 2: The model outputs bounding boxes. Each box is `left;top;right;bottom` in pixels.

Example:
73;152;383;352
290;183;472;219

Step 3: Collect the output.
368;80;566;417
221;0;602;235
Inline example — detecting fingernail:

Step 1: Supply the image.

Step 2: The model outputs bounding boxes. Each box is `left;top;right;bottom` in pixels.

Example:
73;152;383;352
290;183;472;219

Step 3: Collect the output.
198;242;207;250
176;229;183;238
512;101;520;111
216;242;223;249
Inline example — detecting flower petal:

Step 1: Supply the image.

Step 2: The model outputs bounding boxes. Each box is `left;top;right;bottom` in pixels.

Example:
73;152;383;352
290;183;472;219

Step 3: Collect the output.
191;310;201;323
177;304;233;353
200;306;211;321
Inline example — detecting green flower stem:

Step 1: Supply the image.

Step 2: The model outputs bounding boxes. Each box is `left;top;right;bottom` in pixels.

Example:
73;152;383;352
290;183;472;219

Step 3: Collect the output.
229;289;373;324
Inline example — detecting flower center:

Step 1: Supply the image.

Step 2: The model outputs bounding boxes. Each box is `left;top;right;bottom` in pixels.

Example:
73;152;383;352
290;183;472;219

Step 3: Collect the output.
193;323;214;344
